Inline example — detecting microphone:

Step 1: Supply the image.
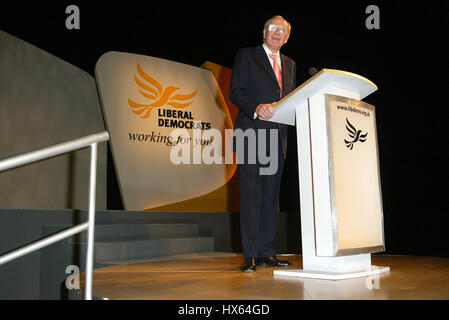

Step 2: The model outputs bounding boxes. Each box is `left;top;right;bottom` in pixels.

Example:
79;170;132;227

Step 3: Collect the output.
308;67;319;76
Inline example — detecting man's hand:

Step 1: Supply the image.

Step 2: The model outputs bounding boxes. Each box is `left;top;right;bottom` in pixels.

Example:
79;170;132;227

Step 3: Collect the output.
255;103;275;119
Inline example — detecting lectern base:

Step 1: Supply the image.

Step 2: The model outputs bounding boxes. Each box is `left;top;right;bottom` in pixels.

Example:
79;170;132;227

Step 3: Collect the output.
273;265;390;280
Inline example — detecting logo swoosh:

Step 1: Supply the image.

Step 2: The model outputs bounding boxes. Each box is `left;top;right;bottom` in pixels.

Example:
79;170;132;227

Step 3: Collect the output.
128;63;197;119
344;118;368;150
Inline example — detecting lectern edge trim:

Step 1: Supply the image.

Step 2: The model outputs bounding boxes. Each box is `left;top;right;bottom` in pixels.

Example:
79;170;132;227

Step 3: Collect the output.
272;68;378;111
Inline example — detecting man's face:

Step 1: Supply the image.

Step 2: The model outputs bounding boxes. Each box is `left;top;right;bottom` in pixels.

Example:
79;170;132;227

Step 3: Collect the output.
263;17;290;52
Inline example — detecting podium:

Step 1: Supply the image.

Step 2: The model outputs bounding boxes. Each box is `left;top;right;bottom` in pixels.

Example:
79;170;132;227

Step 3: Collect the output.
267;69;390;280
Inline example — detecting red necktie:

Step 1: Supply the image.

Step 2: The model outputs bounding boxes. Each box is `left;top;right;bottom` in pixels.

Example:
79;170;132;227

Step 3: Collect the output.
269;53;282;97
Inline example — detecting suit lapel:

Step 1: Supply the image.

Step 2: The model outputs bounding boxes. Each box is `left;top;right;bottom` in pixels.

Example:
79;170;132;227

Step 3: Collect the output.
254;45;279;88
280;54;291;95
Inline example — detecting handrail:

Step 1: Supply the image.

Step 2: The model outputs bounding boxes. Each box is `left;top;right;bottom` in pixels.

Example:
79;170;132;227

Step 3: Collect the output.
0;131;110;300
0;131;109;171
0;223;89;264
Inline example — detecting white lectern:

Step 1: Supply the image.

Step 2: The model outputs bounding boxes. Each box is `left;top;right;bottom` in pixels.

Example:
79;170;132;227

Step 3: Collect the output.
268;69;390;280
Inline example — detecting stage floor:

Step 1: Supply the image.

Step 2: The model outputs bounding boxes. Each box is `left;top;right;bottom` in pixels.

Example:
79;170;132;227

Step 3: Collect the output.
86;253;449;300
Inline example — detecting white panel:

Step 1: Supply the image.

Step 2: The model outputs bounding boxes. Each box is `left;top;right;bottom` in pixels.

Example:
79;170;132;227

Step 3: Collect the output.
295;102;316;259
296;99;374;273
95;52;235;210
307;82;361;257
326;94;385;254
309;93;334;256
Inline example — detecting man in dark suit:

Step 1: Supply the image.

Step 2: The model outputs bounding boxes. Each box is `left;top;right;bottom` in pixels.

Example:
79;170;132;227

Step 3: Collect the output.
229;15;296;272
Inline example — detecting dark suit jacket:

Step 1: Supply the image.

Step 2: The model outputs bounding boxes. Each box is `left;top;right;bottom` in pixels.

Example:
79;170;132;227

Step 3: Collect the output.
229;44;296;161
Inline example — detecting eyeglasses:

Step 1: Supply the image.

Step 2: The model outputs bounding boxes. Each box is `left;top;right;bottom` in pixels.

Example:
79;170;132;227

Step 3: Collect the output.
267;24;287;34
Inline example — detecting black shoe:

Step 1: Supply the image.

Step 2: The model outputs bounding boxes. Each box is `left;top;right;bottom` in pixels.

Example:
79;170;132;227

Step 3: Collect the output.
256;256;292;267
240;258;256;272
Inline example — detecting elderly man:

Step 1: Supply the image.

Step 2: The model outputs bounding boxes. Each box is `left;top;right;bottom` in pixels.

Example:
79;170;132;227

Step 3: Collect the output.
230;15;297;272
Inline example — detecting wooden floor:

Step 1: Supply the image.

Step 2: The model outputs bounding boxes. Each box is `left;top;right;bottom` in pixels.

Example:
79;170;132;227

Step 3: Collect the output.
85;253;449;300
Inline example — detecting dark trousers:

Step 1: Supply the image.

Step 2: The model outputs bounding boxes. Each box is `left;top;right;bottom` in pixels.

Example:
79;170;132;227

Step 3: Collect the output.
238;150;284;258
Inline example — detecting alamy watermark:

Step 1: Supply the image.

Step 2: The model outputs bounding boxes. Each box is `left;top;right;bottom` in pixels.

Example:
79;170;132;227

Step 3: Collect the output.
365;267;381;290
64;5;379;31
168;128;279;176
65;265;80;290
65;5;80;30
365;5;380;30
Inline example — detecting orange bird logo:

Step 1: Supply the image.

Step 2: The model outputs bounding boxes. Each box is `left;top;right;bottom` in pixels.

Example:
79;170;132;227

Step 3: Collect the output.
128;63;197;118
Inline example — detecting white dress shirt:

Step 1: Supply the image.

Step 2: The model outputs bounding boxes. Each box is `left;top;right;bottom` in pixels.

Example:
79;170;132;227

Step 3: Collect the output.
262;43;282;71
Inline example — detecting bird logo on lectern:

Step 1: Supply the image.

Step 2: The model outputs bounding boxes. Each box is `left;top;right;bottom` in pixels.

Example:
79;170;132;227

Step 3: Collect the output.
128;63;197;118
344;118;368;150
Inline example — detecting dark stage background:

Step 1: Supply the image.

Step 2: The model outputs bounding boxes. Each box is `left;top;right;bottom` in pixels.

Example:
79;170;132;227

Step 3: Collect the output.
1;1;448;257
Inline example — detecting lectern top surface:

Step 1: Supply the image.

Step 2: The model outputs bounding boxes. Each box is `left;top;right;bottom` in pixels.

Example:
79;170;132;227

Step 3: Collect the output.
318;68;377;89
268;68;378;126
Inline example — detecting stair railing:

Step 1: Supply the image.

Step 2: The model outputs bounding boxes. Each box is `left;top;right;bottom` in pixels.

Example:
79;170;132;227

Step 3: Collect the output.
0;131;109;300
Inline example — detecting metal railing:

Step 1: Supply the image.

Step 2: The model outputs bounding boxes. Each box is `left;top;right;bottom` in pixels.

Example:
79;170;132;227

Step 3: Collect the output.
0;131;109;300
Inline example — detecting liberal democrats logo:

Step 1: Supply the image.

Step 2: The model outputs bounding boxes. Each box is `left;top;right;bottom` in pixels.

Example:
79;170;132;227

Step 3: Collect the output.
344;118;368;150
128;63;197;119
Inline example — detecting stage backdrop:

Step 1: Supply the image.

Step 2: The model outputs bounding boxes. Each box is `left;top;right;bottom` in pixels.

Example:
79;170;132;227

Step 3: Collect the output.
96;52;239;211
